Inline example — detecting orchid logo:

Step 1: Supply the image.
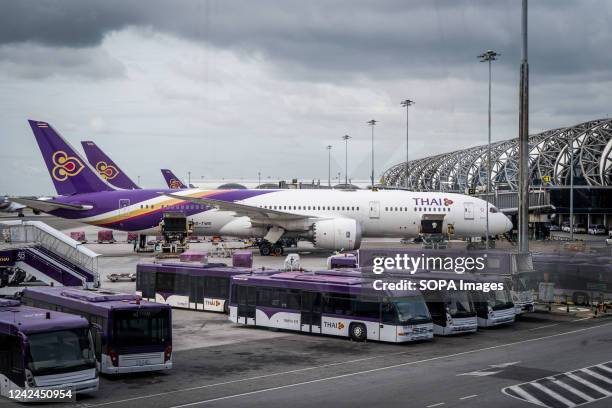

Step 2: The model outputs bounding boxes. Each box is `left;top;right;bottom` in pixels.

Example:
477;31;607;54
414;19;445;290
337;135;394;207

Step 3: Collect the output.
95;161;119;180
51;151;85;181
444;198;454;206
169;179;182;189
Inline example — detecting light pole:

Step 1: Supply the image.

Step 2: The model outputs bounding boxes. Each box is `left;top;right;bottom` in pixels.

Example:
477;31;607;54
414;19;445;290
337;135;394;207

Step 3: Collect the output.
342;135;351;186
518;0;530;254
258;171;261;188
367;120;377;189
568;134;575;240
187;171;191;186
326;145;332;187
478;49;499;249
400;100;415;189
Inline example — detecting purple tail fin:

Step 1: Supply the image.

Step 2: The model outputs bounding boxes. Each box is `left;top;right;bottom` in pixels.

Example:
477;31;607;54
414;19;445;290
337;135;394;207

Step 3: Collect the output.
161;169;187;189
81;141;140;190
28;120;115;195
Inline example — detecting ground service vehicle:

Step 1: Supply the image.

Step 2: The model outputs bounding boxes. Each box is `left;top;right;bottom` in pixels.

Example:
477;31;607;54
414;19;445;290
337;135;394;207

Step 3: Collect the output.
229;271;434;343
21;287;172;374
0;299;98;400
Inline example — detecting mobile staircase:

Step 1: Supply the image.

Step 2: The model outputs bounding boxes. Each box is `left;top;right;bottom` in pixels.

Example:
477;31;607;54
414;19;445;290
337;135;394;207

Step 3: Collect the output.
0;220;100;295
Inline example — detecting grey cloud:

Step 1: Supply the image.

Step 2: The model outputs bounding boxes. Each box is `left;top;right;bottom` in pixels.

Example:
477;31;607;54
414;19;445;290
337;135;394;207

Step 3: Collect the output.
1;1;611;82
0;43;125;79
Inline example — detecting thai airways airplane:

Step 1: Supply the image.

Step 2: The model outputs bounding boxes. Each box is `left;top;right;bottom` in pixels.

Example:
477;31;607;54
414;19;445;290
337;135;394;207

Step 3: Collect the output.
81;141;140;190
161;169;194;189
10;120;512;255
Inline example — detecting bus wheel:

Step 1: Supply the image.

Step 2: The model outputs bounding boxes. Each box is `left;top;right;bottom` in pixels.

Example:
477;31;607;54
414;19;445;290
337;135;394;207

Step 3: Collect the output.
349;323;367;342
272;244;283;256
259;243;272;256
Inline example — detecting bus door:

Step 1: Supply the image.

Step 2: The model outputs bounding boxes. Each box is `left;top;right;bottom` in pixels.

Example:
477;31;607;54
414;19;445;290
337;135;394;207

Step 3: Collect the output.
190;276;204;310
300;292;321;333
236;286;256;325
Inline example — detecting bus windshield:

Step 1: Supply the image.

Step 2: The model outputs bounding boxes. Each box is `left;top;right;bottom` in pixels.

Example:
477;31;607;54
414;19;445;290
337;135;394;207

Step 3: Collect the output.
393;296;432;324
112;308;170;347
27;328;95;376
488;289;513;310
447;292;475;317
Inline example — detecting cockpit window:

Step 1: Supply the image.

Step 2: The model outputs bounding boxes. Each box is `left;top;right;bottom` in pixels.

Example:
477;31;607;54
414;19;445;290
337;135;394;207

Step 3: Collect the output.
489;206;499;213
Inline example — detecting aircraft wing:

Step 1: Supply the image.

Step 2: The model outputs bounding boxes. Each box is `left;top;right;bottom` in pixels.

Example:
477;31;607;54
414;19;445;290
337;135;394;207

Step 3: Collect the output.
160;192;314;222
9;197;93;212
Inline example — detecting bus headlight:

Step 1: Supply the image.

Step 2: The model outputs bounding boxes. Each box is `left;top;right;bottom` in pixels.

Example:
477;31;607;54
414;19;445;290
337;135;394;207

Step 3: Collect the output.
25;369;35;387
487;305;494;316
446;312;453;324
109;349;119;367
164;345;172;363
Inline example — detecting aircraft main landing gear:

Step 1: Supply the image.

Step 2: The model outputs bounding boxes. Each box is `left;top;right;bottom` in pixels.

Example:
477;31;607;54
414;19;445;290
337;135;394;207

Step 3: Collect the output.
258;241;284;256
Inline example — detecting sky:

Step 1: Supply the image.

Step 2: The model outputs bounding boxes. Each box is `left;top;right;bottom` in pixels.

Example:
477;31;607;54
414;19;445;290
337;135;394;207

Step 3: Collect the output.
1;0;611;195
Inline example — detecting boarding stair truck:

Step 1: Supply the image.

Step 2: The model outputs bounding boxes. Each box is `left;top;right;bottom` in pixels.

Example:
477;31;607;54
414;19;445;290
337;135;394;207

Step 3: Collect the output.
0;220;100;295
158;211;190;254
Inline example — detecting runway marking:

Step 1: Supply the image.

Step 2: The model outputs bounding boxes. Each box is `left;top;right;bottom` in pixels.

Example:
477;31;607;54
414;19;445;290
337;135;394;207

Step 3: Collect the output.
459;394;478;400
502;361;612;407
529;324;560;331
425;403;445;407
458;360;519;376
85;321;612;408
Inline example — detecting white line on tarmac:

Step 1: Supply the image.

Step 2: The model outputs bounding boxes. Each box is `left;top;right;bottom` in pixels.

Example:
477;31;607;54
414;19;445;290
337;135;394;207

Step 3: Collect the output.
162;322;612;408
528;323;560;331
459;394;478;400
426;403;445;407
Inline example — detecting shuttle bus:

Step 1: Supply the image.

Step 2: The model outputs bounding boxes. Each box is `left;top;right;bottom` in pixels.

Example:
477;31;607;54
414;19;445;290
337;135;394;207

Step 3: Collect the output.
21;287;172;374
466;275;516;327
418;288;478;335
229;271;433;343
0;299;98;400
136;261;270;312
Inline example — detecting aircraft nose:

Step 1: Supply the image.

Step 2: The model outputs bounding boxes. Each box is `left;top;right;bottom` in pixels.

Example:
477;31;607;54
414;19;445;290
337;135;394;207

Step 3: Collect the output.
504;216;513;232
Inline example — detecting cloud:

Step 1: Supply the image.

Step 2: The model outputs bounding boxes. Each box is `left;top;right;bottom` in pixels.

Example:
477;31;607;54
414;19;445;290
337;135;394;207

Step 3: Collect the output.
0;42;125;79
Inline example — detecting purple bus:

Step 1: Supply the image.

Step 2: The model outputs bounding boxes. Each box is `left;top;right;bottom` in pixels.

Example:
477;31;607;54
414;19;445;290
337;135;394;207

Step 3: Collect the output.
136;261;271;312
0;299;98;400
20;287;172;375
228;271;433;343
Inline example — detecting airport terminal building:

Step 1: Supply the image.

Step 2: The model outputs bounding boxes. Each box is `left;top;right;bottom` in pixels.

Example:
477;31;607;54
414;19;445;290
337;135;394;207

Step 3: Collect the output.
381;118;612;232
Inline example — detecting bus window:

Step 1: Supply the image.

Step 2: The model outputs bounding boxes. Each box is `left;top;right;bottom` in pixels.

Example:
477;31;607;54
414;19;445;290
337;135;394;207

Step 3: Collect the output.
112;309;170;347
156;273;176;293
381;302;396;324
352;298;380;319
27;328;95;377
0;334;25;387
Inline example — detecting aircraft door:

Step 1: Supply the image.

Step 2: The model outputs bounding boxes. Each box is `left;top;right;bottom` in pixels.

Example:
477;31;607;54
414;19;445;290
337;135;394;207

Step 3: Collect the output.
463;202;474;220
118;198;130;215
369;201;380;219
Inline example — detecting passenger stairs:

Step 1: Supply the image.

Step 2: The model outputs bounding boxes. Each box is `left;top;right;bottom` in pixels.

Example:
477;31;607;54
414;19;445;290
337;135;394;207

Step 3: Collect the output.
0;220;100;295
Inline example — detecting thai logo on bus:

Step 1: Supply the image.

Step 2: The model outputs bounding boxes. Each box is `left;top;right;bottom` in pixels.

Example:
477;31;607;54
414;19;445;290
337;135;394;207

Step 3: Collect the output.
324;321;345;330
51;151;85;181
95;161;119;180
205;299;221;307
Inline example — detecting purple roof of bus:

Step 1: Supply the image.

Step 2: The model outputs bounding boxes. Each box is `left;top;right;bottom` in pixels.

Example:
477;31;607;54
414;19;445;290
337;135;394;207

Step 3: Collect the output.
137;261;277;278
0;303;89;335
231;271;420;297
22;287;169;316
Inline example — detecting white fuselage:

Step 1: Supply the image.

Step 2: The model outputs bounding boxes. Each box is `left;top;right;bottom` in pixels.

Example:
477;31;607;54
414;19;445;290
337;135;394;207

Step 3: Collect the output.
126;189;511;240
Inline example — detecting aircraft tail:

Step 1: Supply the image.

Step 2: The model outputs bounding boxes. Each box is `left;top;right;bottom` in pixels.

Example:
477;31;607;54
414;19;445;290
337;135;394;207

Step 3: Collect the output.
28;120;115;195
81;141;140;190
161;169;187;189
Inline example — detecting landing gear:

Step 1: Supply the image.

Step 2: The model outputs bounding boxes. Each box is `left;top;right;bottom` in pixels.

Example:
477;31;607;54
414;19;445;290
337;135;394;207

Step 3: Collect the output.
17;212;24;218
258;240;284;256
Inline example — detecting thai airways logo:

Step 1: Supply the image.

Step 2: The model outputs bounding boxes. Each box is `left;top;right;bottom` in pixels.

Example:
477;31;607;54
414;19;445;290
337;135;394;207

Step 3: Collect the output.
95;161;119;180
169;179;182;189
324;321;345;330
413;197;454;206
51;151;85;181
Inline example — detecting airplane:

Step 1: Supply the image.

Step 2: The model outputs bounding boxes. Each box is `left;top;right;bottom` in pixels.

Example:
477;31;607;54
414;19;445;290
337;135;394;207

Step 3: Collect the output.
0;196;27;216
81;141;140;190
10;120;512;255
161;169;194;189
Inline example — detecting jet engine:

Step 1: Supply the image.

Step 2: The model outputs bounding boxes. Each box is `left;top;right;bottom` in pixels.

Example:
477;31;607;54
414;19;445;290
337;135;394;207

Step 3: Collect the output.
311;218;362;250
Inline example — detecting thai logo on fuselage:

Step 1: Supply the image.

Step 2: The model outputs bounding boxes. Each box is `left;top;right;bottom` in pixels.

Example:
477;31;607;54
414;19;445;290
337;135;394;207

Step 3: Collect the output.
95;161;119;180
413;197;454;206
51;151;85;181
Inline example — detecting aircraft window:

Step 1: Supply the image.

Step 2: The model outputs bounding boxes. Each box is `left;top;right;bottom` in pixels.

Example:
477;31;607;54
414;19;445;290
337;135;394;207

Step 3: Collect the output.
490;207;499;213
399;207;402;211
351;206;355;211
308;206;312;210
385;207;388;211
341;206;345;211
414;207;417;211
405;207;408;211
395;207;398;211
140;205;143;209
356;207;359;211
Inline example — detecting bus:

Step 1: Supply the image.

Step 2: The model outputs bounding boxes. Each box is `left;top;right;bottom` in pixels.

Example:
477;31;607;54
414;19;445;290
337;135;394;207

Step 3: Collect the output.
228;271;433;343
21;287;172;374
416;286;478;336
0;298;98;400
136;261;270;312
465;275;516;327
